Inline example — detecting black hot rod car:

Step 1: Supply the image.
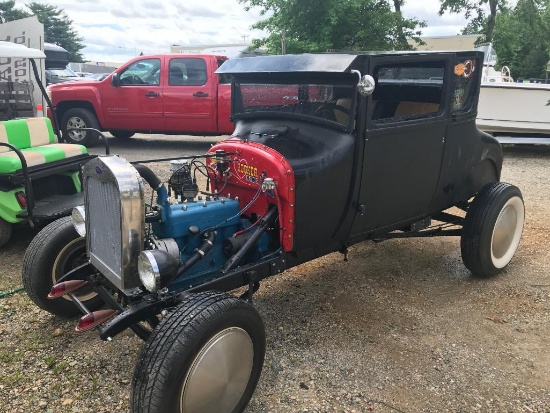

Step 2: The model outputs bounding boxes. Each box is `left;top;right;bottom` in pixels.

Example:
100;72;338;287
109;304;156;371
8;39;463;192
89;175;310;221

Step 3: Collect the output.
22;51;524;413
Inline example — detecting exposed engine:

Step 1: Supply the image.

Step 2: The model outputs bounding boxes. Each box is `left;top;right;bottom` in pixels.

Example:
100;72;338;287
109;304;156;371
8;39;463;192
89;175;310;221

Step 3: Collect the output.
82;142;295;296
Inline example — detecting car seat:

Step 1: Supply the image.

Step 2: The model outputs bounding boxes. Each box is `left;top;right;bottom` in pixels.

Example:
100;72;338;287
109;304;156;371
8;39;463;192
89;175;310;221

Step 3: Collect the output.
169;66;185;85
186;68;206;85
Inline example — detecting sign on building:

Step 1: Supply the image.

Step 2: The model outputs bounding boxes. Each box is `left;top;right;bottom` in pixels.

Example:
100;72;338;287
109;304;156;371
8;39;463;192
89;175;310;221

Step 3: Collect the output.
0;16;45;114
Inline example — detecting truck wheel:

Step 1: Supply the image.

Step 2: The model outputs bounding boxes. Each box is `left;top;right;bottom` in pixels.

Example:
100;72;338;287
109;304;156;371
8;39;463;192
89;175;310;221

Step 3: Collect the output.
0;217;12;248
22;216;103;317
61;108;100;147
132;292;265;413
461;182;524;277
109;130;135;139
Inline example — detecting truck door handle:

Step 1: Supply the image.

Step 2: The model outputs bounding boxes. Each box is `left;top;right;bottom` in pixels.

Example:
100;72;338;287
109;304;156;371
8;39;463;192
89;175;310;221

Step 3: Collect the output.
145;91;160;97
193;92;209;98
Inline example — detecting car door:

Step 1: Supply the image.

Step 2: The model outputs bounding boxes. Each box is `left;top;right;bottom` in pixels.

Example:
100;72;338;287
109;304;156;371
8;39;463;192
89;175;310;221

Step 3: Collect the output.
101;57;164;130
351;56;451;235
163;57;216;133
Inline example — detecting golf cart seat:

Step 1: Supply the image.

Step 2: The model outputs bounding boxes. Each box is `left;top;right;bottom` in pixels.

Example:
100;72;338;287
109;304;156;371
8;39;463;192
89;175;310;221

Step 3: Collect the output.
0;117;88;174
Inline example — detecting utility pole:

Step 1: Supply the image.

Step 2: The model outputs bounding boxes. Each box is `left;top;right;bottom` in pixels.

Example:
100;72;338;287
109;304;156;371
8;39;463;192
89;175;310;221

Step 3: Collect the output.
281;30;286;55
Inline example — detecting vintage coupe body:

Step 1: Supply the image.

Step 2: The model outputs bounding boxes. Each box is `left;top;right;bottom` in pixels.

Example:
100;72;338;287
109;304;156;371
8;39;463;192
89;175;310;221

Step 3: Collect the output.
23;51;524;413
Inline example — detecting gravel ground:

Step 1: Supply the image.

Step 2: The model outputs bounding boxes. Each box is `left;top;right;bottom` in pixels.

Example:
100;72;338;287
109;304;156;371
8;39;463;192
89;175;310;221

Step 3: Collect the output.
0;136;549;413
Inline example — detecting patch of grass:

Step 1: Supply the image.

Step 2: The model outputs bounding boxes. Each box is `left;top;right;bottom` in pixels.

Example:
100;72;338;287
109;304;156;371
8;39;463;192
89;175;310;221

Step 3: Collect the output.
91;375;99;394
49;380;63;396
26;337;41;351
45;355;56;369
0;349;23;364
53;360;68;374
0;370;23;385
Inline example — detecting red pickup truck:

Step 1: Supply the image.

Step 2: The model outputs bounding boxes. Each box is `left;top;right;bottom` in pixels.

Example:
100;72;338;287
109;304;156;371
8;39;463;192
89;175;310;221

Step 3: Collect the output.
47;54;233;146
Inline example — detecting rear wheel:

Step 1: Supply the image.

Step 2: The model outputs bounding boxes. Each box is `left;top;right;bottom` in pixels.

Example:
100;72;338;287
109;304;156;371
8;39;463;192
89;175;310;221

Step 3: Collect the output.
22;216;103;317
61;108;100;147
0;217;12;248
132;292;265;413
109;130;135;140
461;182;524;277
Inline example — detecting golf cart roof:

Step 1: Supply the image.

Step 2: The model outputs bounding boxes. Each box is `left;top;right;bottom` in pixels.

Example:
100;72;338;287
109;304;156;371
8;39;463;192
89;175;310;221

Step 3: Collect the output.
0;41;45;59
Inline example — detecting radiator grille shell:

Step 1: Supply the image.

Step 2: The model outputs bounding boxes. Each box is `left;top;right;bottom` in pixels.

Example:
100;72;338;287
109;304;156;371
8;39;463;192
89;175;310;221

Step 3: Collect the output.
83;156;144;293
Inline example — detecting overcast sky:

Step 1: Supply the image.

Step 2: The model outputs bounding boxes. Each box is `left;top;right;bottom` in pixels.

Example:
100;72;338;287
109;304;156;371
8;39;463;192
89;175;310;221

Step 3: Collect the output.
15;0;469;64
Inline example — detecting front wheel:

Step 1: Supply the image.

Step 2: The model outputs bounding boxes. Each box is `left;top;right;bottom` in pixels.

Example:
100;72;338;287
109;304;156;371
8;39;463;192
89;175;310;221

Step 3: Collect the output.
22;216;103;317
132;292;266;413
109;130;135;140
60;108;100;146
461;182;525;277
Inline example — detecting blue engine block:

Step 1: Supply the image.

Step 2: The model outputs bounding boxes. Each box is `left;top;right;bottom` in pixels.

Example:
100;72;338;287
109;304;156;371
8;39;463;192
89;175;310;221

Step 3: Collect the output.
151;197;269;290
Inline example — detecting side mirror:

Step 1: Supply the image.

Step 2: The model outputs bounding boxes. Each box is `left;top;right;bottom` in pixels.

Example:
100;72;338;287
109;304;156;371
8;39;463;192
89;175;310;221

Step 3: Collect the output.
111;73;120;87
357;75;375;97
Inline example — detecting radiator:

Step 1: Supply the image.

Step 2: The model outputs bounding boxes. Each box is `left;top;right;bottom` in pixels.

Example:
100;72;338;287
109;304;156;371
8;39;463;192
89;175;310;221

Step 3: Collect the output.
83;156;144;294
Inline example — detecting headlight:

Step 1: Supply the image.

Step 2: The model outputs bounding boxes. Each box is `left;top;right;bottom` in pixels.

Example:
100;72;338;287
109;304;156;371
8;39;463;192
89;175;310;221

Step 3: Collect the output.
138;250;179;292
72;206;86;237
46;87;52;101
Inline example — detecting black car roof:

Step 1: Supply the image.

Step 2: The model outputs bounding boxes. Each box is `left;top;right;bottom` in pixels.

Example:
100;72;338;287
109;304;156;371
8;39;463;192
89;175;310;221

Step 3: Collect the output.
217;54;359;74
216;51;483;75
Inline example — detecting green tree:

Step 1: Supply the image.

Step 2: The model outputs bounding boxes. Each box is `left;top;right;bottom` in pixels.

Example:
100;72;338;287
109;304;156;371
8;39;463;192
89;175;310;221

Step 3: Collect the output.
438;0;509;43
0;0;30;23
492;0;549;79
460;16;487;36
26;2;85;62
239;0;425;54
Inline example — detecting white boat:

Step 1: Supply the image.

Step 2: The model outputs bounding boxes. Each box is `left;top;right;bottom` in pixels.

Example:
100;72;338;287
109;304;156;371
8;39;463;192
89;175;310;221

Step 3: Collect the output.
475;44;550;144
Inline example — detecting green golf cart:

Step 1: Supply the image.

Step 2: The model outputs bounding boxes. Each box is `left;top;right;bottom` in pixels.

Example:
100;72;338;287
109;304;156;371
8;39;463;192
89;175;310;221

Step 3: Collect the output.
0;41;94;247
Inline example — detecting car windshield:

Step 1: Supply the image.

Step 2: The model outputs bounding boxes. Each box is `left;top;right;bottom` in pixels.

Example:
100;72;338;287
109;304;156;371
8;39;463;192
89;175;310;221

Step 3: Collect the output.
475;44;498;66
48;67;79;78
233;82;355;129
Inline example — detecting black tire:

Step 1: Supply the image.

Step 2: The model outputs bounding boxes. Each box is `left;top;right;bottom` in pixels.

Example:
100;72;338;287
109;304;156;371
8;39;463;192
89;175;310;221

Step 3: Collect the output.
109;130;135;139
22;216;103;317
0;217;12;248
461;182;525;277
132;292;265;413
60;108;100;146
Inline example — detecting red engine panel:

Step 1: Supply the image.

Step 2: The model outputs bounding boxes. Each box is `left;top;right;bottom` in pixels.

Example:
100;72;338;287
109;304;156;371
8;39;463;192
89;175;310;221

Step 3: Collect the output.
207;138;295;252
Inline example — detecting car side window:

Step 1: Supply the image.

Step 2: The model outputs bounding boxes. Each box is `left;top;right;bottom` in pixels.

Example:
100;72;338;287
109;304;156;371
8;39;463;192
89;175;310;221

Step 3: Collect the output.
119;58;160;86
371;61;445;123
451;56;479;115
169;58;207;86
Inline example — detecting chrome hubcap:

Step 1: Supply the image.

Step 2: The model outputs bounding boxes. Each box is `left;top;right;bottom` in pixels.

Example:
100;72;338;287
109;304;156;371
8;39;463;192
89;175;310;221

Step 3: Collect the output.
491;196;524;268
180;327;254;413
66;116;87;141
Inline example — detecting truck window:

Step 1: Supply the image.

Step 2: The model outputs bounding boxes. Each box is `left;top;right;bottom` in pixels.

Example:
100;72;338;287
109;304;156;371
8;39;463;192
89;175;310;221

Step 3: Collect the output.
371;61;445;123
217;59;230;84
119;58;160;86
169;58;207;86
